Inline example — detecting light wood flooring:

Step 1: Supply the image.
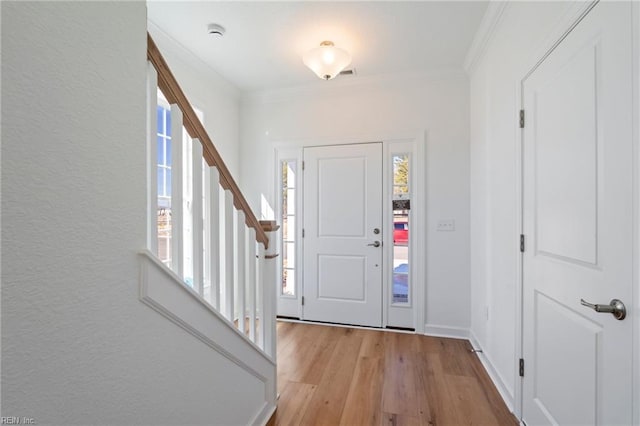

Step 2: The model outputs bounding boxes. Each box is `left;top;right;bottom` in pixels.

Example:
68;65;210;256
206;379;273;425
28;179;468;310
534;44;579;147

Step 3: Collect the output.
274;321;518;426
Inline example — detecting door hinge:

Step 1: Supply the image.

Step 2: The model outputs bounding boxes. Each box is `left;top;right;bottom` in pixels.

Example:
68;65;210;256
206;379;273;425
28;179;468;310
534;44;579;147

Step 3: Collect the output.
302;161;305;170
519;358;525;377
520;234;525;253
302;228;305;238
301;296;305;306
519;109;525;128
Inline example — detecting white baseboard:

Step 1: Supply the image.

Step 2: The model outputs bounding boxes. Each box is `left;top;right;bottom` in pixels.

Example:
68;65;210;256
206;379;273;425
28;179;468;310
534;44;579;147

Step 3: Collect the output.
423;324;470;340
468;330;515;412
250;402;276;426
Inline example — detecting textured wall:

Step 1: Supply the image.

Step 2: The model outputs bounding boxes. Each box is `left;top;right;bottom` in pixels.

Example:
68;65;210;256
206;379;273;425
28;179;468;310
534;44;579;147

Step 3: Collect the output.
1;2;263;424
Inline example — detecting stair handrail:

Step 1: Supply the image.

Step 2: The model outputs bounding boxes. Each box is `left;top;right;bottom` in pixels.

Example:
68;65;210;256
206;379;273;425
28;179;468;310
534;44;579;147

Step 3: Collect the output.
147;33;269;249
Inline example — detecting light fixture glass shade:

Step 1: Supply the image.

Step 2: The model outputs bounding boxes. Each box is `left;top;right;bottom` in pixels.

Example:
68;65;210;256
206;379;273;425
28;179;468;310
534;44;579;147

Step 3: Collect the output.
303;41;352;81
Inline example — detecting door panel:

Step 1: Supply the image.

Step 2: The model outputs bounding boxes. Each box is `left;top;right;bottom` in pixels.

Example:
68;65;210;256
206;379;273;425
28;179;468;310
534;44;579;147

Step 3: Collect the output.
532;292;601;425
522;3;633;425
318;255;366;300
534;42;598;265
303;143;383;327
318;156;367;237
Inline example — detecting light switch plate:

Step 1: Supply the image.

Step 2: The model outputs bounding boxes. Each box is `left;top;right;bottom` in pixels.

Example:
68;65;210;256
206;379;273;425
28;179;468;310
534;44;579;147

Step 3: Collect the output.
437;219;455;231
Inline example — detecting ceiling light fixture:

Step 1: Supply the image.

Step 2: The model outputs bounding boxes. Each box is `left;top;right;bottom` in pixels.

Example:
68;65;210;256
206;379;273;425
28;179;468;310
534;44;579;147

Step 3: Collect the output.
303;41;352;81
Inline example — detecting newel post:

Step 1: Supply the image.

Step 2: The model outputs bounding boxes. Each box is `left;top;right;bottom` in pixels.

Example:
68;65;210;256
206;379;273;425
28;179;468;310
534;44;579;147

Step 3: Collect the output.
260;220;279;359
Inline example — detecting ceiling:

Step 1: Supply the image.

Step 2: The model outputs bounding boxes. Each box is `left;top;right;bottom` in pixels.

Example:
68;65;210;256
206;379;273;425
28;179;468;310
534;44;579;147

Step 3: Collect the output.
147;1;489;92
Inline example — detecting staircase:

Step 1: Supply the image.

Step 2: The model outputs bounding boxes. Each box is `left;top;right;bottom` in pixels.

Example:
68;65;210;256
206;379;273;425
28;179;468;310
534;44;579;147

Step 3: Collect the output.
140;33;278;425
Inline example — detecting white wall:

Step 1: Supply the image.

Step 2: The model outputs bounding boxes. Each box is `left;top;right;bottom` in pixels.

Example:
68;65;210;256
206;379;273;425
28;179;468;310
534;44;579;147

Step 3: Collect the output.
148;21;242;177
239;71;471;332
468;1;601;408
1;2;265;424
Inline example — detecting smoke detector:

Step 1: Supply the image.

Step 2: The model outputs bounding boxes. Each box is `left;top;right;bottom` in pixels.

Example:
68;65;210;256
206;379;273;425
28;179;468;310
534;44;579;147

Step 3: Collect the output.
207;23;225;37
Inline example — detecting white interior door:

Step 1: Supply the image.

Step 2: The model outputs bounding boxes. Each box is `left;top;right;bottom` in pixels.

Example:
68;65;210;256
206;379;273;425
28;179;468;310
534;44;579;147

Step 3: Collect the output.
521;2;633;425
303;143;383;327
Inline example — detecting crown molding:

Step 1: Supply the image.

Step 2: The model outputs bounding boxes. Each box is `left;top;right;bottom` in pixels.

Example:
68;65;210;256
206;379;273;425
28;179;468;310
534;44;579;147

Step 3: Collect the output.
463;2;509;75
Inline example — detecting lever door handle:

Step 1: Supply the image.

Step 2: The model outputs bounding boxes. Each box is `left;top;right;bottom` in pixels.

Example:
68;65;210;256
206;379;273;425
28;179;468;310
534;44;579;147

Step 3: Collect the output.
367;241;381;248
580;298;626;320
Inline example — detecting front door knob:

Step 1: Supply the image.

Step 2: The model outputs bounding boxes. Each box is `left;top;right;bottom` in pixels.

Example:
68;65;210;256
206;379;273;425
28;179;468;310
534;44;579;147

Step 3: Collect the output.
367;241;381;248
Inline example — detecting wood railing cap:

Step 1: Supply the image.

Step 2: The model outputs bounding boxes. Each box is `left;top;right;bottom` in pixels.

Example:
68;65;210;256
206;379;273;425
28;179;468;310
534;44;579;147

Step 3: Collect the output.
259;220;280;232
147;33;270;249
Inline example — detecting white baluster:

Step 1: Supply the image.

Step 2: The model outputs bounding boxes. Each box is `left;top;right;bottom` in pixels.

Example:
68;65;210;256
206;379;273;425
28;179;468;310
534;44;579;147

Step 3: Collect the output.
205;166;221;309
203;167;211;301
247;227;257;343
257;243;265;350
236;211;246;334
223;190;235;321
170;105;183;278
146;63;158;255
191;139;203;295
262;222;279;359
181;128;192;286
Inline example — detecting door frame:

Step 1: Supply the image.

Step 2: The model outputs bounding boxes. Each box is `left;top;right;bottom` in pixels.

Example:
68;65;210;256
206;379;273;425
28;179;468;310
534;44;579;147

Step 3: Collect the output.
634;4;640;424
274;132;426;333
514;1;640;422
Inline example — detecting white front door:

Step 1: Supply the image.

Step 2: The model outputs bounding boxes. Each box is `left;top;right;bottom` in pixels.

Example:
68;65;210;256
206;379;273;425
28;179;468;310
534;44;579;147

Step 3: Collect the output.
303;143;383;327
521;2;633;425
